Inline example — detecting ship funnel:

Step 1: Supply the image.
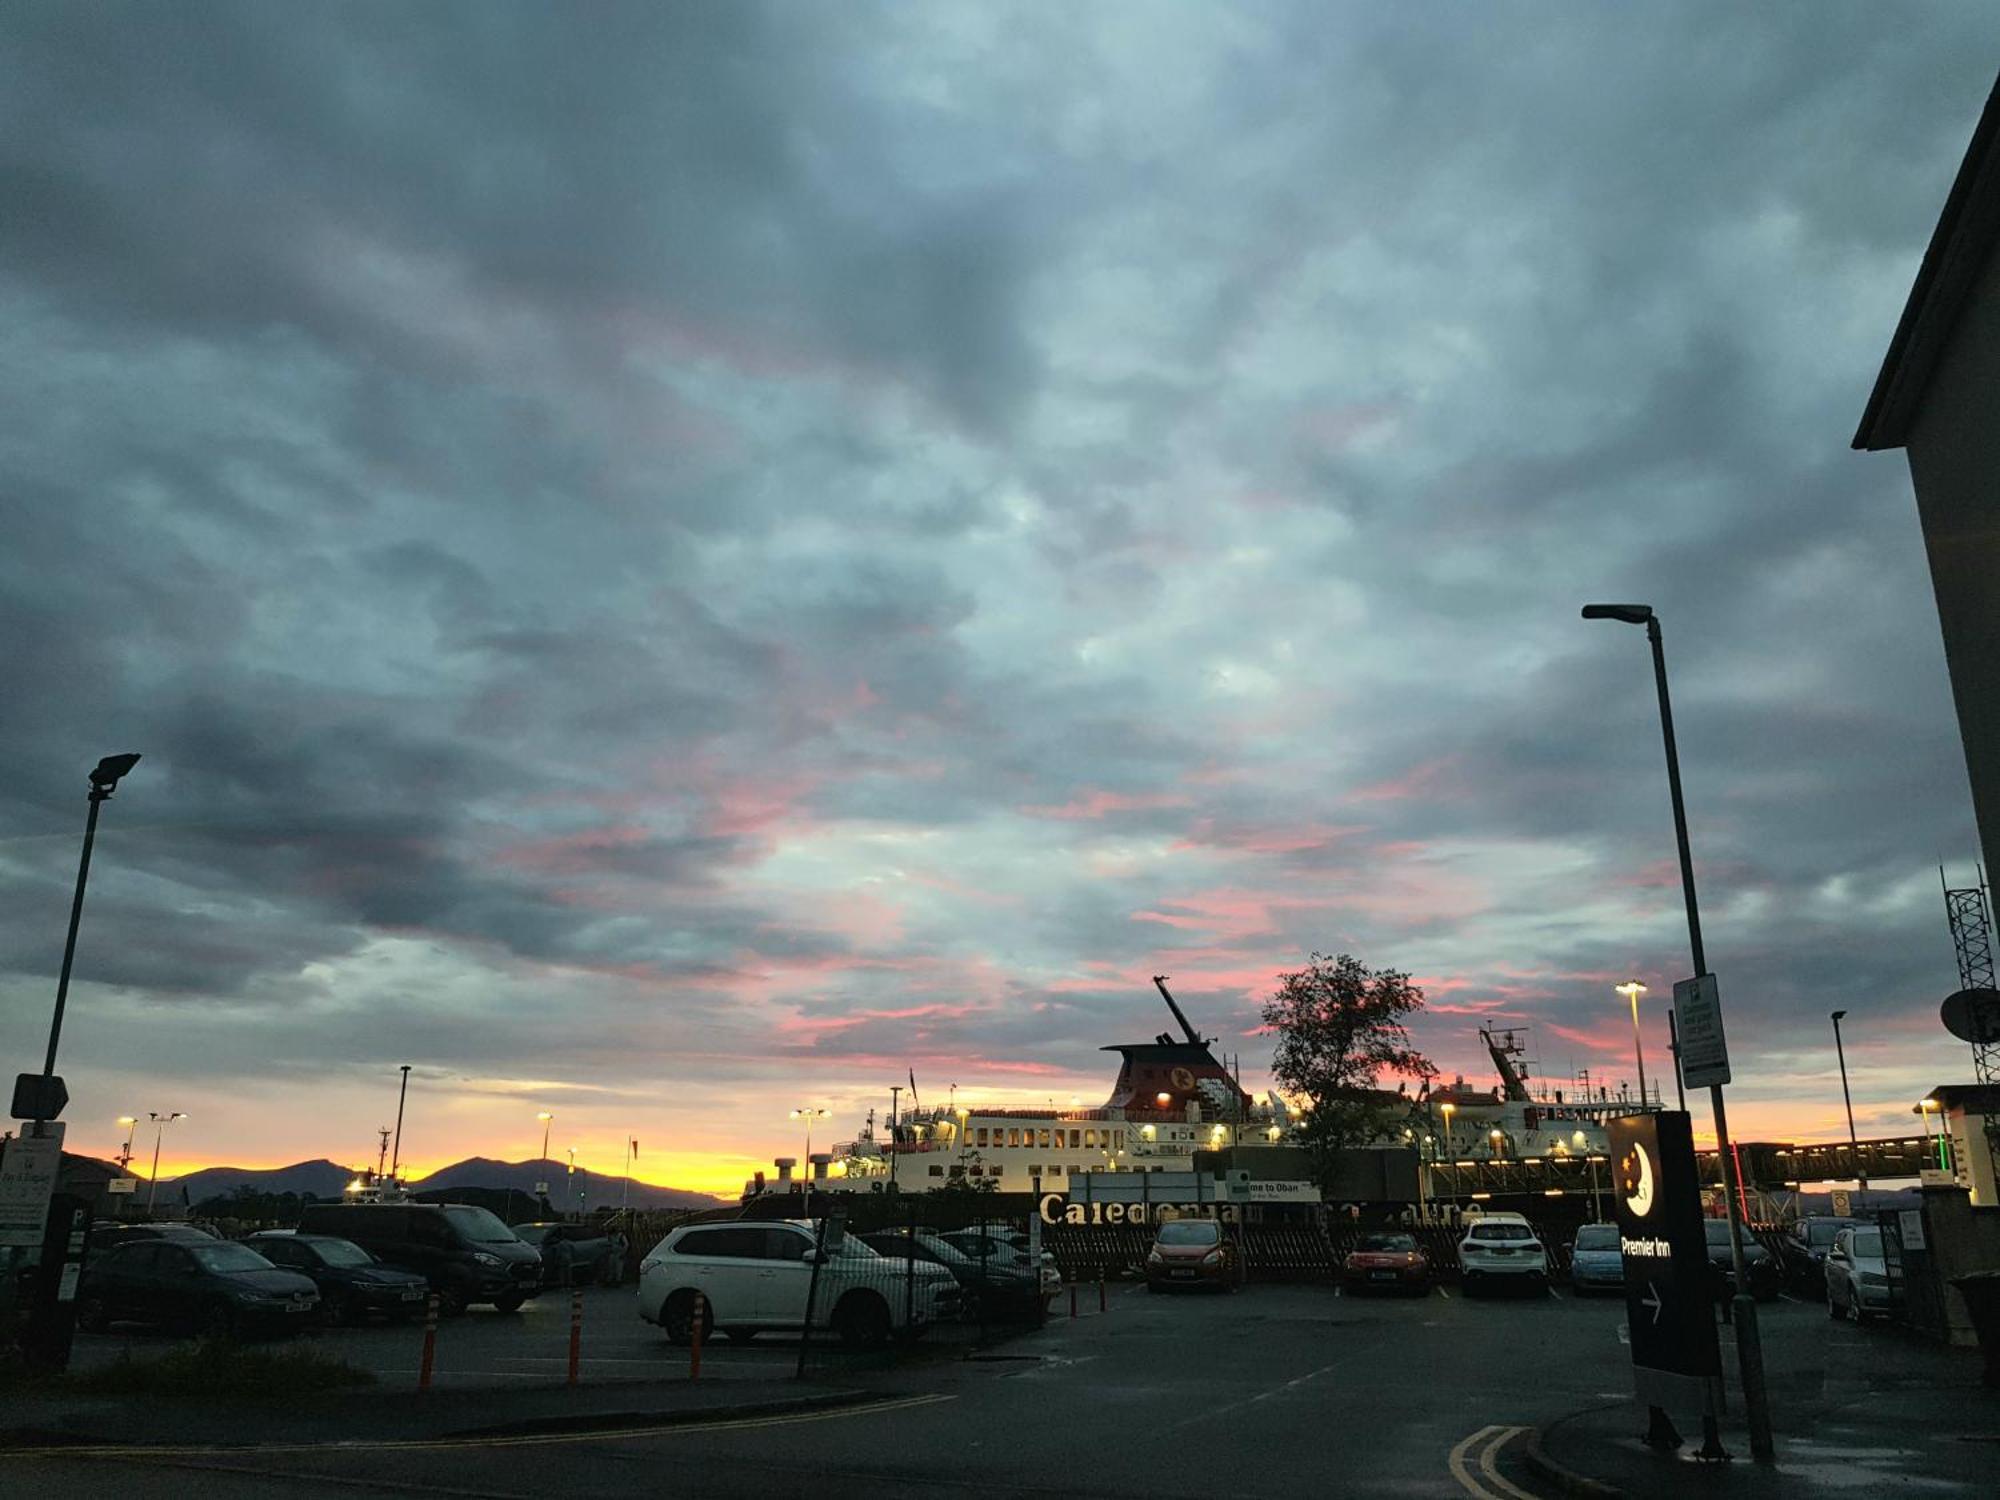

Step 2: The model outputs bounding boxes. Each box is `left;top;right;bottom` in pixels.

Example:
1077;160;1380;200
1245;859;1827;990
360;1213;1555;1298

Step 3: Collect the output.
774;1157;797;1186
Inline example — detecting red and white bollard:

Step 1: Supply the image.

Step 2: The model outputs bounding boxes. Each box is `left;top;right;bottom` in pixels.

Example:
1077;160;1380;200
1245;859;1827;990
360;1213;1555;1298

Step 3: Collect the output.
418;1292;439;1391
567;1287;583;1387
688;1289;705;1382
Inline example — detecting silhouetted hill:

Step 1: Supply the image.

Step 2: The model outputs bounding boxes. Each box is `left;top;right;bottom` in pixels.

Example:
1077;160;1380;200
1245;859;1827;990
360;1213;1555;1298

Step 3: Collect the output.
153;1155;724;1211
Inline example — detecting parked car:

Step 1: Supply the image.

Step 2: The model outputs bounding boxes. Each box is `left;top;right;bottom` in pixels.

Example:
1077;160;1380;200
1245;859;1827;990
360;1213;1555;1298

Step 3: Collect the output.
1457;1213;1548;1296
1145;1218;1241;1292
638;1219;959;1348
511;1223;617;1288
1825;1224;1901;1323
1567;1222;1625;1296
1701;1218;1782;1301
937;1224;1063;1306
76;1238;318;1338
244;1231;431;1324
1341;1231;1431;1295
859;1227;1042;1318
1780;1216;1866;1296
86;1221;216;1252
296;1202;541;1315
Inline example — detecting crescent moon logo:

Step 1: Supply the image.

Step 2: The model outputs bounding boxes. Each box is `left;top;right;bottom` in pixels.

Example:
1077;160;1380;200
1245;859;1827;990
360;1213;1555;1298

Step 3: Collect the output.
1169;1067;1196;1092
1624;1143;1656;1218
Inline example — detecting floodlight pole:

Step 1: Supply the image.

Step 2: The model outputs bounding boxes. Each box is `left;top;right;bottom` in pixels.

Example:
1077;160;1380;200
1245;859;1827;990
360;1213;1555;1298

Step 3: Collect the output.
43;756;141;1088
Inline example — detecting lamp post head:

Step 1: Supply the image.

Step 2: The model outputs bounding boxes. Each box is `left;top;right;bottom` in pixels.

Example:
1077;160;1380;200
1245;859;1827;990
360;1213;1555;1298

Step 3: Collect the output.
1830;1010;1847;1023
89;753;142;792
118;1115;136;1126
1919;1097;1939;1113
1581;604;1654;626
537;1111;553;1122
1616;981;1647;1001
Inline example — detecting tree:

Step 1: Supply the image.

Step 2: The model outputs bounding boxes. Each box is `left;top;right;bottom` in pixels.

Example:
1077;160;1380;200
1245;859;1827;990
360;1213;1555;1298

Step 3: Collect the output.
1262;953;1436;1193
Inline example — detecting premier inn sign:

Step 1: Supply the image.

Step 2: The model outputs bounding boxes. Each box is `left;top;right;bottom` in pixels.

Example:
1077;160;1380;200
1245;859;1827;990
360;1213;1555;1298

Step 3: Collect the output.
1608;1111;1723;1421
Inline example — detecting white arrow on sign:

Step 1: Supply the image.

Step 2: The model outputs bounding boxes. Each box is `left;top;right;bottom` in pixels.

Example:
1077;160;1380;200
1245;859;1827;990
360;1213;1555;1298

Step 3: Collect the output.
1641;1281;1663;1326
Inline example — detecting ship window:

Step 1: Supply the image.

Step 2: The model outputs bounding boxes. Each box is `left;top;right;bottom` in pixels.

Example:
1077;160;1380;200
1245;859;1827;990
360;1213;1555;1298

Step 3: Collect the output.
1004;1128;1018;1148
1038;1129;1051;1149
928;1166;943;1177
976;1127;989;1147
966;1166;980;1177
1084;1129;1098;1147
1070;1129;1081;1148
1028;1165;1040;1177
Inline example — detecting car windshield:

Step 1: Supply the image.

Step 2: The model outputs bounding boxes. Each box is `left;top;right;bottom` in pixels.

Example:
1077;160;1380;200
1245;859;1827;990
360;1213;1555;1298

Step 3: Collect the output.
1356;1233;1416;1252
1808;1221;1851;1246
1468;1223;1532;1241
440;1205;519;1244
310;1238;374;1267
1850;1229;1883;1258
1157;1221;1221;1246
829;1236;879;1258
191;1243;277;1274
1573;1225;1620;1250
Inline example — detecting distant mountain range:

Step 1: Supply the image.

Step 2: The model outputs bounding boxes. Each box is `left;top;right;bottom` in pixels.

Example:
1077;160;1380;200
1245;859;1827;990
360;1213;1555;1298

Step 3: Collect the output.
152;1156;727;1210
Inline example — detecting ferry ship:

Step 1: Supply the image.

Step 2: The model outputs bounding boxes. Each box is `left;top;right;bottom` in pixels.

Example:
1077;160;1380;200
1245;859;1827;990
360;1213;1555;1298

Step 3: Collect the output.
744;984;1637;1201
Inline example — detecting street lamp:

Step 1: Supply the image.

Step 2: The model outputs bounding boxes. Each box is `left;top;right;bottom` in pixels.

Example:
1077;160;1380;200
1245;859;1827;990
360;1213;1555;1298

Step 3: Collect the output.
115;1116;137;1172
24;754;141;1122
791;1106;830;1161
144;1111;185;1214
1830;1011;1867;1201
1583;601;1773;1462
1617;981;1650;1107
538;1111;554;1162
1489;1127;1506;1160
1917;1097;1948;1173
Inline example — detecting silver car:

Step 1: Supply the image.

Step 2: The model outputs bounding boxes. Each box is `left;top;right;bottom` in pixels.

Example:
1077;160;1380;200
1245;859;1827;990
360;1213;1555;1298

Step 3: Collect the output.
1825;1224;1900;1323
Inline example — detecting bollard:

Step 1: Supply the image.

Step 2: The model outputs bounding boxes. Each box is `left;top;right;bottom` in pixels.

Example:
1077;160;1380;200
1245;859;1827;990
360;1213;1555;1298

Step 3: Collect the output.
1098;1275;1107;1314
688;1289;705;1382
567;1287;583;1387
1069;1283;1077;1319
418;1292;438;1391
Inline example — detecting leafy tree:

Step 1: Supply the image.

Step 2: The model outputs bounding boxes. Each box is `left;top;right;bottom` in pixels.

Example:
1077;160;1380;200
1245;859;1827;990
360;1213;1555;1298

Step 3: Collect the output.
1262;953;1436;1192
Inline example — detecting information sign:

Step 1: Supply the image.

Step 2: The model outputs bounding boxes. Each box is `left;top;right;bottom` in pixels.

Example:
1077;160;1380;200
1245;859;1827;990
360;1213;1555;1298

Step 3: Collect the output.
0;1123;66;1248
1672;974;1731;1089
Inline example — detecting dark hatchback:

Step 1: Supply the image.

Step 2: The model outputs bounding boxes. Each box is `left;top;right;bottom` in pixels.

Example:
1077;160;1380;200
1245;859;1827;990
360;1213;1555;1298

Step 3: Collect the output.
77;1238;319;1338
860;1227;1042;1318
245;1231;431;1323
1703;1218;1782;1301
297;1202;541;1314
511;1223;616;1289
1779;1217;1866;1296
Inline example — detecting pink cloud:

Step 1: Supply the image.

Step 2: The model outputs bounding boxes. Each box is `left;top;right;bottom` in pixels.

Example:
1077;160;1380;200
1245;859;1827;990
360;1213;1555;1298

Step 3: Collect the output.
1348;756;1463;804
1020;788;1192;821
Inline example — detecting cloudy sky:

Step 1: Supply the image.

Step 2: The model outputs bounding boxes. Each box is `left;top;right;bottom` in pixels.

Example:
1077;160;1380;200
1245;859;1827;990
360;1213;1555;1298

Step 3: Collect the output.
3;4;1995;1195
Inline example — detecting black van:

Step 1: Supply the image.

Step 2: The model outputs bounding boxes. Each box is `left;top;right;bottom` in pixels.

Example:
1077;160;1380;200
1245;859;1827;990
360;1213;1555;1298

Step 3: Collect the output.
297;1202;541;1314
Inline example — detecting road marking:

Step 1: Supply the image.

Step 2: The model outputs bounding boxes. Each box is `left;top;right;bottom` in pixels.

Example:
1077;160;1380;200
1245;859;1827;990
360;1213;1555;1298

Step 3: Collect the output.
0;1393;958;1462
1448;1425;1541;1500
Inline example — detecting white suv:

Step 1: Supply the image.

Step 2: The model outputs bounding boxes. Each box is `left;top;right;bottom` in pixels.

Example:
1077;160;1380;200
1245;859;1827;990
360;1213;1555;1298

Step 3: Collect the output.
638;1220;960;1347
1457;1212;1549;1296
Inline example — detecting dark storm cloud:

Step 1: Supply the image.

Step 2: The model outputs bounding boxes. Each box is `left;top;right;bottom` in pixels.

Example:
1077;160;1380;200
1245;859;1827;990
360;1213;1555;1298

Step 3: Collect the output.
1;1;1995;1162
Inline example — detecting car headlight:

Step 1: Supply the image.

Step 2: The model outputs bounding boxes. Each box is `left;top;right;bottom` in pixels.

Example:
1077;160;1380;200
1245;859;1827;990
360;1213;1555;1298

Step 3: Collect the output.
1202;1250;1224;1265
1146;1249;1164;1264
473;1252;503;1268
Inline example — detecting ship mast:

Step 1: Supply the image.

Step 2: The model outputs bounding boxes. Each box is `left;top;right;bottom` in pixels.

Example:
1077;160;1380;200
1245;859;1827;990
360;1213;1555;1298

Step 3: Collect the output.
1152;975;1203;1045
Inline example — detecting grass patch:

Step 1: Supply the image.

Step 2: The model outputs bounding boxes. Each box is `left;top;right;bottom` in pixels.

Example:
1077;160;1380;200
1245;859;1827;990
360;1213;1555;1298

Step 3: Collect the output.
66;1339;376;1398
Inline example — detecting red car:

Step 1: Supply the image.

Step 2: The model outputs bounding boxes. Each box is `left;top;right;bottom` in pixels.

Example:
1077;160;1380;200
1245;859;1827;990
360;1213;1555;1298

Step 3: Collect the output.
1341;1231;1431;1296
1145;1218;1241;1291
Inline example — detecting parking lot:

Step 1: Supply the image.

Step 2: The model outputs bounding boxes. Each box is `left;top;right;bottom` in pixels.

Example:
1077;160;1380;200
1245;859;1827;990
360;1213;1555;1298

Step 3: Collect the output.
67;1281;1005;1388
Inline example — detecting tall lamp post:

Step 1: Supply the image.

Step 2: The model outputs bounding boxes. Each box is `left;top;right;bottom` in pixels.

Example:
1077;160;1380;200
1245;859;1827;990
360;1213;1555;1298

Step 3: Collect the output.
20;754;141;1123
144;1111;185;1213
1617;981;1651;1107
1830;1011;1866;1202
791;1106;829;1163
1584;602;1773;1463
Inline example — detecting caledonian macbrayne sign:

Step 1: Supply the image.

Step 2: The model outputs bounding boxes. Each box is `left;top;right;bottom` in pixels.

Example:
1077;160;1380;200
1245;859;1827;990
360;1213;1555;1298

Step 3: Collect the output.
1609;1111;1723;1421
1038;1194;1251;1225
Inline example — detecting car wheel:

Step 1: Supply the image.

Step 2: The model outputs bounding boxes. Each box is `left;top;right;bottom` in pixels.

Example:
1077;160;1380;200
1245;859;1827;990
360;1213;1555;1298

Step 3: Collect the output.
436;1283;470;1318
75;1295;110;1334
832;1291;892;1349
493;1291;527;1314
661;1290;713;1347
